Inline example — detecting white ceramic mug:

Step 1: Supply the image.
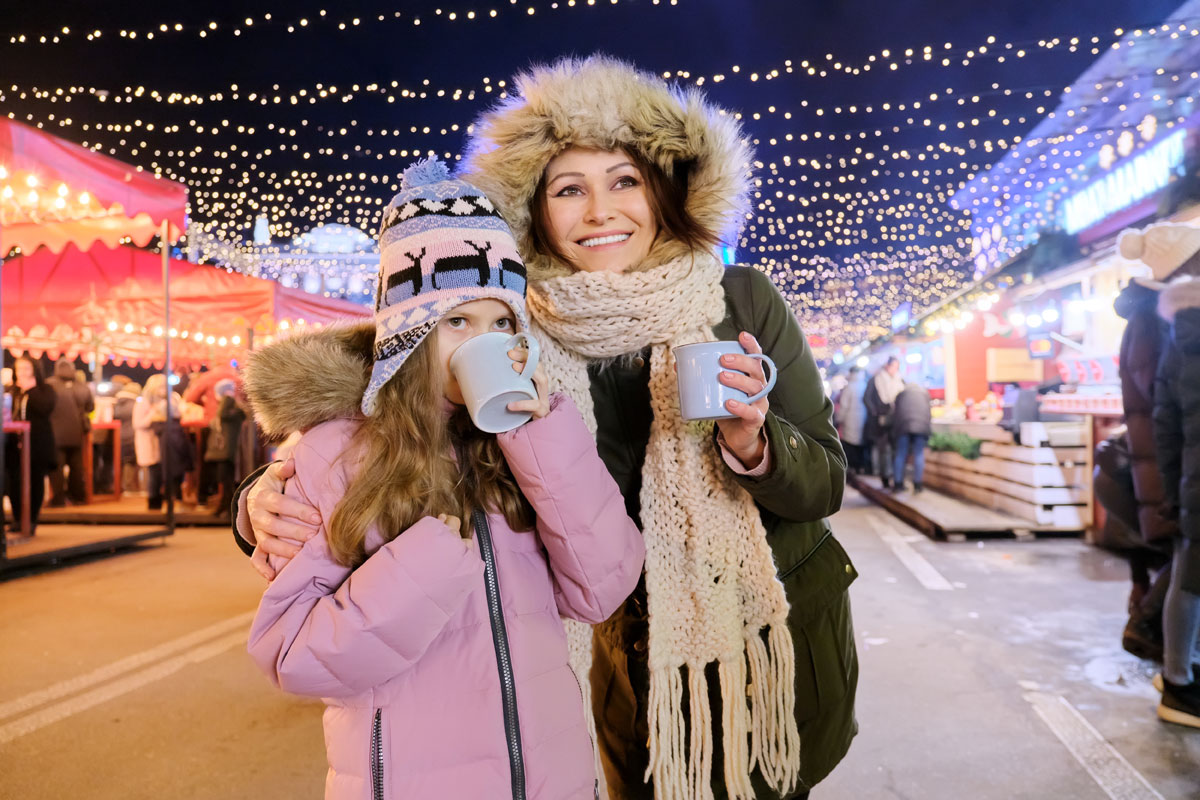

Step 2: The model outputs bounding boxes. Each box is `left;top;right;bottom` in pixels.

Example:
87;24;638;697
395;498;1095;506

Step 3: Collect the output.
449;331;541;433
673;341;777;422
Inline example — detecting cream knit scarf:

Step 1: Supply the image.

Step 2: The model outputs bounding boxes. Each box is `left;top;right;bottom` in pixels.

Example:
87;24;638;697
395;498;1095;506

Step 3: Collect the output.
528;253;801;800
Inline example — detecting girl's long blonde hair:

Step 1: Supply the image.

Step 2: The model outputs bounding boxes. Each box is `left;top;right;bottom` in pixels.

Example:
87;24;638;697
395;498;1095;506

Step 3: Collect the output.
326;330;534;567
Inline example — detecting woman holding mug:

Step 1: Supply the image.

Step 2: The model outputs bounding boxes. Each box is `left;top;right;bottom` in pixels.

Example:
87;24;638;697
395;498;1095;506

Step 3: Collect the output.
236;57;857;800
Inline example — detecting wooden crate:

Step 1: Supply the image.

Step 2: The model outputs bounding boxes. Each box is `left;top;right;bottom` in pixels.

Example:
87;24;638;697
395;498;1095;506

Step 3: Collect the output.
1019;421;1089;448
921;422;1092;530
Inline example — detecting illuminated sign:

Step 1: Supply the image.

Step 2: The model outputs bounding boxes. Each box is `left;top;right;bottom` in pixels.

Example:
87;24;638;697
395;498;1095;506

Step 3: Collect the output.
891;301;912;331
1062;130;1187;234
1027;333;1055;360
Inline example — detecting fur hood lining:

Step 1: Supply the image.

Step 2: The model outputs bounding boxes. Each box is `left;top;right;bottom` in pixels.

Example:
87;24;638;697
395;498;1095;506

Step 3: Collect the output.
460;56;754;281
243;322;374;440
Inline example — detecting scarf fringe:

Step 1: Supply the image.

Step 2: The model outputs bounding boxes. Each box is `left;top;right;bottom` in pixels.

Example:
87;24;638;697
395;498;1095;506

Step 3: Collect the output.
719;657;754;800
645;638;800;800
746;625;802;796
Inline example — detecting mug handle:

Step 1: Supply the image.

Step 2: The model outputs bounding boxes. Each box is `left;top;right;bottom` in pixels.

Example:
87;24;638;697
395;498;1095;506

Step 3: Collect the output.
744;354;777;404
508;333;540;379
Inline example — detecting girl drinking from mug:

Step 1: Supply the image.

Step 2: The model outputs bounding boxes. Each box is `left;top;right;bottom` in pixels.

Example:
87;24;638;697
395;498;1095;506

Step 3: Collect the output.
245;160;644;800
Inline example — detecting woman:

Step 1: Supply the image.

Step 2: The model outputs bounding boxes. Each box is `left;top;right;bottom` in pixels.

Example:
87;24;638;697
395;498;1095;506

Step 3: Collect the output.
236;57;857;799
5;356;57;534
200;378;246;517
134;375;191;511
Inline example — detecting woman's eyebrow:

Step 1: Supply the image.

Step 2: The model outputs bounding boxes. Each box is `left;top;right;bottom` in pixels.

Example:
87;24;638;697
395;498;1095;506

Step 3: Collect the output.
546;170;585;183
606;162;635;173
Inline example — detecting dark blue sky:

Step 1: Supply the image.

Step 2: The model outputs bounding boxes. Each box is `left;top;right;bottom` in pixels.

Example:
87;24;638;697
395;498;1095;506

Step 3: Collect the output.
0;0;1183;355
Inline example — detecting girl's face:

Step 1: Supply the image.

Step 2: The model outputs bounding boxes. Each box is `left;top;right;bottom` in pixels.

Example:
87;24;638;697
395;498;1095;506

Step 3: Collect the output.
437;298;518;405
542;147;659;274
15;360;35;384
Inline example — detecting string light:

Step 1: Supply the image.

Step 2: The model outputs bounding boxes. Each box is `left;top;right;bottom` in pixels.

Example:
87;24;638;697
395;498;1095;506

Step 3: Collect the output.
6;19;1197;359
3;0;674;46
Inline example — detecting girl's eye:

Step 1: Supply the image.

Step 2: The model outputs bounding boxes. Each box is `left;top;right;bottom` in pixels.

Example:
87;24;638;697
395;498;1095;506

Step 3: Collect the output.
614;175;639;189
444;317;467;329
553;184;583;197
493;318;514;331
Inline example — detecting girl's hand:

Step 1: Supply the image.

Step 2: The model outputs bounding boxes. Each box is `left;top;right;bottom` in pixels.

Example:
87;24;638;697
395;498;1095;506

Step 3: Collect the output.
506;345;551;420
437;513;463;536
714;331;770;470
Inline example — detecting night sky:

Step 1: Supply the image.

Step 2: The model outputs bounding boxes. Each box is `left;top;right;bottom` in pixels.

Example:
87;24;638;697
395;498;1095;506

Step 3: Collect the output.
0;0;1183;359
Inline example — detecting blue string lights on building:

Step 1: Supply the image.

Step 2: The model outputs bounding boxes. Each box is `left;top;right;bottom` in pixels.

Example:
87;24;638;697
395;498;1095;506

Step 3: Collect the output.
952;0;1200;287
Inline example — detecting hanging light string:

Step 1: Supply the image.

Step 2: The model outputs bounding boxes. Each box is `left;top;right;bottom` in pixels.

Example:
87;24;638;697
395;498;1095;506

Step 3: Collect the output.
5;21;1194;359
3;0;683;47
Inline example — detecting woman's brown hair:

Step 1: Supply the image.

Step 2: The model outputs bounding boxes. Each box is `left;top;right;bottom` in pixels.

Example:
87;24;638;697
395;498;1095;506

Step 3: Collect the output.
325;331;534;567
529;148;720;268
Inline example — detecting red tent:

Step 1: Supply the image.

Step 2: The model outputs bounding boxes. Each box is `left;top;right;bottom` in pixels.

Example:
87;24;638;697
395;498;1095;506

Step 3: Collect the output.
0;118;187;255
2;244;370;368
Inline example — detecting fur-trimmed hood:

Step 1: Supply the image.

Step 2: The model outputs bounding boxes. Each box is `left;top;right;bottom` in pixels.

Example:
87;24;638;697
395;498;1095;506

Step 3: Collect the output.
1159;278;1200;355
243;322;374;440
1158;278;1200;323
460;55;754;281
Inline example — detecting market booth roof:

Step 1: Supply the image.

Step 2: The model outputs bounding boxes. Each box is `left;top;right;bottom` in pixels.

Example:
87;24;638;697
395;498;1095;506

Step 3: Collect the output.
0;117;187;255
2;243;370;367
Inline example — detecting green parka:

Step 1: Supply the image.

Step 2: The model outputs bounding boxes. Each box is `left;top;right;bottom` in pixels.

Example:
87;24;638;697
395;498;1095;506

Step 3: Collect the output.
588;265;858;799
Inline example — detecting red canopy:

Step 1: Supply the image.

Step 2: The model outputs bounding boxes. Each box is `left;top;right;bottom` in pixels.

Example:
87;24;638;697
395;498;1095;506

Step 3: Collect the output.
2;244;370;368
0;118;187;254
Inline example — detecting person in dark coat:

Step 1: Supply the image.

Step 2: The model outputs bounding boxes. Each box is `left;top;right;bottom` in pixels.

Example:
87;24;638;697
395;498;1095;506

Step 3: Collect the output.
863;357;904;488
113;383;141;492
891;381;932;493
45;358;94;505
1151;277;1200;729
200;379;247;517
5;356;57;534
1115;279;1177;660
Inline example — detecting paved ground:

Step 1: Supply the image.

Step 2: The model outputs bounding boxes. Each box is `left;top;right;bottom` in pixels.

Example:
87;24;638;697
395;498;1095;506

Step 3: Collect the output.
1;488;1196;799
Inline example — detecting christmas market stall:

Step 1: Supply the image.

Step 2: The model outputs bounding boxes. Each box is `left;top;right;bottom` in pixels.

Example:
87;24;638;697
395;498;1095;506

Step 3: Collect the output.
0;116;186;572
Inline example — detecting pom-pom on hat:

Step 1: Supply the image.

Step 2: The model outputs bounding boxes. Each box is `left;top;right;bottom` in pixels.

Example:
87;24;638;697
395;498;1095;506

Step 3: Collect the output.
362;158;529;415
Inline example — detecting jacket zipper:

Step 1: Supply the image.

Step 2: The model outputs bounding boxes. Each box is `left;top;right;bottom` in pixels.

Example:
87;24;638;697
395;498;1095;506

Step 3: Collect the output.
472;509;527;800
370;708;384;800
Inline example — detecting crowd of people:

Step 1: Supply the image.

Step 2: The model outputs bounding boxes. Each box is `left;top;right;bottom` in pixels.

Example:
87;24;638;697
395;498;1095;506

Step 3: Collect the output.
833;357;933;494
3;359;251;533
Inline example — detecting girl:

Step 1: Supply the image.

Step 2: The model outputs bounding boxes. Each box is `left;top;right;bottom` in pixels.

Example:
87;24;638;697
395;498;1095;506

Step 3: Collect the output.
245;160;645;800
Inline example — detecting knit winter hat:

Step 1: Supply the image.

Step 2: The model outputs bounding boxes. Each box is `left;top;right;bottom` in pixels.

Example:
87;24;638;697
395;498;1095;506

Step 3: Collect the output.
1119;221;1200;289
362;158;529;415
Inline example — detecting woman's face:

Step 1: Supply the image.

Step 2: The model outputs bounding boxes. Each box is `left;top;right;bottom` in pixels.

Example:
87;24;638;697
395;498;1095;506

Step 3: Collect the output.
542;147;659;274
15;360;35;384
436;298;517;405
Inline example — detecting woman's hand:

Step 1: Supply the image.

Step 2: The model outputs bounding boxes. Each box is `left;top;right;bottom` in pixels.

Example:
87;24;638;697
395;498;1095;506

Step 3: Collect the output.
506;345;551;420
714;331;770;470
246;458;323;580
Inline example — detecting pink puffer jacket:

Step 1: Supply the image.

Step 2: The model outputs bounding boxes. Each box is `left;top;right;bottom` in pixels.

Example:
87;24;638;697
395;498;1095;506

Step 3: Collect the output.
248;394;645;800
